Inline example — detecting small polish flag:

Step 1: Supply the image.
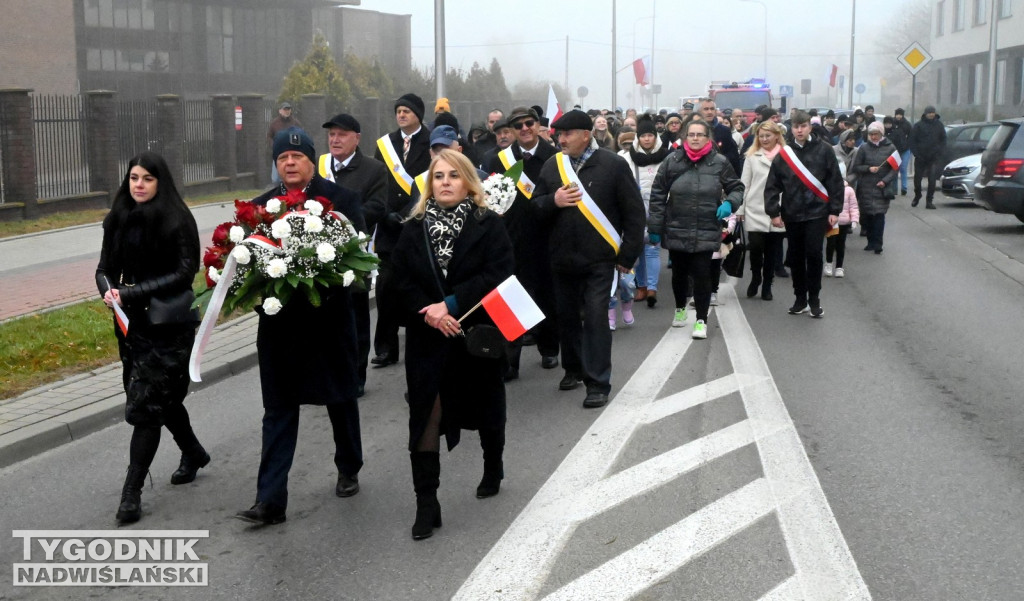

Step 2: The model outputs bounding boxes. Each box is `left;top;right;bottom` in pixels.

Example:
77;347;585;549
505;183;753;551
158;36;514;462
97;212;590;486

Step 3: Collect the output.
480;276;545;341
112;302;130;336
546;85;563;128
886;149;902;170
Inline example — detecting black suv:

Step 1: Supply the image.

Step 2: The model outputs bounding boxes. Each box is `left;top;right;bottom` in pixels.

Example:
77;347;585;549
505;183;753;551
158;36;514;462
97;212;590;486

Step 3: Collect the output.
945;121;1000;162
974;118;1024;222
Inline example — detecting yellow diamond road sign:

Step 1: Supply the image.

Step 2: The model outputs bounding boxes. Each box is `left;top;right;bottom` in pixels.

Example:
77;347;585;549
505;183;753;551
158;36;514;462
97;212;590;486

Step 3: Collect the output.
898;42;933;76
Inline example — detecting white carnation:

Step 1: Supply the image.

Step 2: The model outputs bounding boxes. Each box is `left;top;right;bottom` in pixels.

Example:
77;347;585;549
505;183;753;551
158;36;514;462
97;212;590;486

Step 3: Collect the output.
228;225;245;243
342;270;356;287
231;245;251;265
271;219;291;240
266;258;288;278
262;297;283;315
266;198;282;213
304;215;324;233
303;199;324;216
316;242;336;262
207;265;221;283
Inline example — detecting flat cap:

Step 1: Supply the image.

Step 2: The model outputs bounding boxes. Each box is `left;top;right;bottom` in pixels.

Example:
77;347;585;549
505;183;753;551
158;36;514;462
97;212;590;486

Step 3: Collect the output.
322;113;361;133
551;109;593;131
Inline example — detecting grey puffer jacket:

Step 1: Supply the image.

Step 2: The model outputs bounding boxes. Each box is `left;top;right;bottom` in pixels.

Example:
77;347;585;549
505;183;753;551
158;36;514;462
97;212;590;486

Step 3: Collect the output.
851;137;898;215
648;147;744;253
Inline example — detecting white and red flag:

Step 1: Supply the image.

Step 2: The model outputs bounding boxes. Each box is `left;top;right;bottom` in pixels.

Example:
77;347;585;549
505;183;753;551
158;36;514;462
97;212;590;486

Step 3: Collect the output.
632;56;651;86
886;149;902;170
546;85;563;127
829;64;838;88
478;276;545;341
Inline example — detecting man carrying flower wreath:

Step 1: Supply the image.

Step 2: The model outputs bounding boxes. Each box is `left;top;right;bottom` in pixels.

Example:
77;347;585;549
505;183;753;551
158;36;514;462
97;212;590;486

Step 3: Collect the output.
234;127;368;525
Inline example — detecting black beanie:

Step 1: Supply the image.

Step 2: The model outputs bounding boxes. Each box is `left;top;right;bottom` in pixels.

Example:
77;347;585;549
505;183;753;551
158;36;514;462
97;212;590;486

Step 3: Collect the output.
272;127;315;163
434;111;460;131
395;93;425;124
637;115;657;136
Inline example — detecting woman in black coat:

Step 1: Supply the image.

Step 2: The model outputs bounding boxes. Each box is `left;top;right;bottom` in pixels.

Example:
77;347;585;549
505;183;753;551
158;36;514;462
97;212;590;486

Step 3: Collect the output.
852;121;898;253
391;149;515;540
95;152;208;524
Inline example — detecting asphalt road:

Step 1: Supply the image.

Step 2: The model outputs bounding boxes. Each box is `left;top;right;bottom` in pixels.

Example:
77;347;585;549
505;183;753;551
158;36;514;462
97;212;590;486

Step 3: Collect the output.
1;198;1023;600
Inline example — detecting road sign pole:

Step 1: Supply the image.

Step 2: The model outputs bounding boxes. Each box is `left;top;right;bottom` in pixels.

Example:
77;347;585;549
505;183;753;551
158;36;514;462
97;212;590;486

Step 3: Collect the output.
911;73;916;126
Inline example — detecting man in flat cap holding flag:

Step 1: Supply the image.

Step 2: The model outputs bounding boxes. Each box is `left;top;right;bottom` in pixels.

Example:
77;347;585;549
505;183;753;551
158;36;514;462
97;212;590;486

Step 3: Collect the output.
532;110;645;409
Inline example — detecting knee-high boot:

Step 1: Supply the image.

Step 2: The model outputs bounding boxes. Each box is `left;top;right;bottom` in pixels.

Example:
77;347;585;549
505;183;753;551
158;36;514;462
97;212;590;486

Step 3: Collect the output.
410;451;442;540
116;465;148;524
476;428;505;498
167;414;210;485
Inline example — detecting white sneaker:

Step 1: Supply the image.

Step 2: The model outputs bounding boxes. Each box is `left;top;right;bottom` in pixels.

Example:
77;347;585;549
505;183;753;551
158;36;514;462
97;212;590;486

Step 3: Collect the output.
672;308;686;327
824;263;834;277
835;267;845;278
709;293;719;306
692;319;708;339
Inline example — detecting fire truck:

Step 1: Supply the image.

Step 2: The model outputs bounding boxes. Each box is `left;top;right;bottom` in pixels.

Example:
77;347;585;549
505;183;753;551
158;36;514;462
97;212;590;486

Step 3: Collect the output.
707;79;774;124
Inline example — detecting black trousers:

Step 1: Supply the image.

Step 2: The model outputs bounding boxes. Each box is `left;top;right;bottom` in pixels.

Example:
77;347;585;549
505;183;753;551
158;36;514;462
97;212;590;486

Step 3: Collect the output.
913;157;941;201
784;217;830;301
748;231;783;286
861;213;886;250
552;263;614;395
825;224;853;266
373;252;400;361
256;402;363;510
669;250;713;322
352;288;370;385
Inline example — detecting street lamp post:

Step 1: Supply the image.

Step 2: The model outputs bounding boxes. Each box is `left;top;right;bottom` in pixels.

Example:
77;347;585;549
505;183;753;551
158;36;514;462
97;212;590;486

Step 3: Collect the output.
740;0;767;81
434;0;445;99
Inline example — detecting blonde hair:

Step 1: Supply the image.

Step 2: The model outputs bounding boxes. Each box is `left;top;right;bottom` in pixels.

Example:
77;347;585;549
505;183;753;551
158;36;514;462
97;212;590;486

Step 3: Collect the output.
745;121;787;157
408;149;486;220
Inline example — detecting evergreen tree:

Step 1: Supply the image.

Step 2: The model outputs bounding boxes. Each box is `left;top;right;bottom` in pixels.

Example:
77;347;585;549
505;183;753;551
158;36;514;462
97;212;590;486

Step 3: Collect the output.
279;32;351;114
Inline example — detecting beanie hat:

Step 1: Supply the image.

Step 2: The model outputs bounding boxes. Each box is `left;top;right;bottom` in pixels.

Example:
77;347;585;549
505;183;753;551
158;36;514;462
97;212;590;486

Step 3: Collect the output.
272;127;315;163
531;105;545;118
434;111;460;131
395;93;425;123
434;97;450;113
924;105;937;115
637;115;658;136
895;108;905;116
866;121;884;134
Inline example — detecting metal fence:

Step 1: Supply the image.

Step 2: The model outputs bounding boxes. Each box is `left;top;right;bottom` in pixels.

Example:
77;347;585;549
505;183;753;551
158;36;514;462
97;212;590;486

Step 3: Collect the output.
182;99;214;184
32;95;90;200
116;99;158;175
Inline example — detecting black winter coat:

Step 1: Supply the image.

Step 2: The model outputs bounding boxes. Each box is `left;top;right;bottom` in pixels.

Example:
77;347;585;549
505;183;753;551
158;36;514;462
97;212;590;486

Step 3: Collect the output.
532;148;646;272
372;127;432;253
852;138;898;215
712;119;742;175
909;114;947;162
764;136;845;223
889;118;912;154
648;147;744;253
251;177;367;408
391;206;515;451
323;149;389;233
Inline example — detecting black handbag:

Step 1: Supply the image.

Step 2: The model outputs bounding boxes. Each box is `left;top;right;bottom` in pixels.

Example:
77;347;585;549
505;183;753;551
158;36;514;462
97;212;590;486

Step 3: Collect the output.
146;288;200;325
722;222;747;279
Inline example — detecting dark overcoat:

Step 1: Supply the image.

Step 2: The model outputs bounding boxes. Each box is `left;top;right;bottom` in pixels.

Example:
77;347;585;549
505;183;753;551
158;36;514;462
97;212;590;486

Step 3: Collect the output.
251;176;366;409
390;205;515;451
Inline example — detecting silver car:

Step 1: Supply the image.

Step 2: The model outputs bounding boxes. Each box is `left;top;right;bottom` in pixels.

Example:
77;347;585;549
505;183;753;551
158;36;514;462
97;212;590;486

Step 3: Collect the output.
941;152;982;200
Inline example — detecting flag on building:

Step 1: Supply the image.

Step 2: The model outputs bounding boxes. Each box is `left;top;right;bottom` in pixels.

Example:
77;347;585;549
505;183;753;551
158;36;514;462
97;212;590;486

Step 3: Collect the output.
632;56;651;86
546;85;563;127
829;64;839;87
480;276;545;341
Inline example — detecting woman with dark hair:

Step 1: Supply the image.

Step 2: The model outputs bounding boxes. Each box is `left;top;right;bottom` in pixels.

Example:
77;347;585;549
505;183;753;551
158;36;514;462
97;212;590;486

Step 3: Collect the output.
95;152;208;524
391;149;515;540
649;119;744;339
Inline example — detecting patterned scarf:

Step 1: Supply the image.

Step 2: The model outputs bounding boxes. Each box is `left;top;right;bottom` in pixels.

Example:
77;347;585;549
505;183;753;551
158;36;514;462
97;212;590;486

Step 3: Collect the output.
425;199;471;273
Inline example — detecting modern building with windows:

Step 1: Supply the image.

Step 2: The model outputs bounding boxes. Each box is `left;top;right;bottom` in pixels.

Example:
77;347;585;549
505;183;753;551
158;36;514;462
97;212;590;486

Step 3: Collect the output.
930;0;1024;119
0;0;411;99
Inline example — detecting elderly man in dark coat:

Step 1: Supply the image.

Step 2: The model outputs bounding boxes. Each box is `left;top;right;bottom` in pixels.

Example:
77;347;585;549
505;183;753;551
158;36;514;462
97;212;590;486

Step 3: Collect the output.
235;128;367;526
908;105;947;209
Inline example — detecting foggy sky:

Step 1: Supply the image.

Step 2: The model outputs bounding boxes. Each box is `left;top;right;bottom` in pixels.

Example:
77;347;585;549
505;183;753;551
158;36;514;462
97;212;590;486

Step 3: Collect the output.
364;0;919;110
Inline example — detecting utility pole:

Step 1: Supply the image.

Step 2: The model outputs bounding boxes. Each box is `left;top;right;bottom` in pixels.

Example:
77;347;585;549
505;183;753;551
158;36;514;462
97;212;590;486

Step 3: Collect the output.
985;0;998;120
611;0;617;110
848;0;856;107
434;0;446;99
565;36;569;92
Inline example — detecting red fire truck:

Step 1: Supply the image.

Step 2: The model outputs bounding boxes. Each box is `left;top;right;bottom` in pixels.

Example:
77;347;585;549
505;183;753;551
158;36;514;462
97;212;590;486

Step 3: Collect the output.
708;79;774;124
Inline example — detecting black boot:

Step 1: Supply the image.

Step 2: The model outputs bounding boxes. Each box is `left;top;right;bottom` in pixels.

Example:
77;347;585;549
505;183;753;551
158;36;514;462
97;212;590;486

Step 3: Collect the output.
761;280;773;301
746;274;761;298
170;448;211;485
477;428;505;499
410;452;442;540
116;465;148;524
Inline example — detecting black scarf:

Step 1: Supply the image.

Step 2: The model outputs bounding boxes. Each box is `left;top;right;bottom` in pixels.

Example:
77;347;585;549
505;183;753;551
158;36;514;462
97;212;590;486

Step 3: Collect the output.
425;199;471;272
629;144;671;167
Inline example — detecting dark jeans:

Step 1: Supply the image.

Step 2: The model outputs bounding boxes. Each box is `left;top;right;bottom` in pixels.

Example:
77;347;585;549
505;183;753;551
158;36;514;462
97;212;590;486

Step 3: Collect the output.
860;213;885;250
825;224;853;266
669;250;713;321
552;263;614;395
748;231;783;286
256;402;363;510
710;258;723;293
784;217;830;301
373;252;400;360
913;157;941;201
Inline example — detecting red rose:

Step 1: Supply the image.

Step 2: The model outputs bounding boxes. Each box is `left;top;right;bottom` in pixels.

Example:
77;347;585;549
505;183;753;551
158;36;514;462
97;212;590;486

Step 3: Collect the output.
234;199;259;228
203;246;226;268
205;271;217;288
284;188;306;209
313;196;334;214
211;222;234;247
256;204;275;224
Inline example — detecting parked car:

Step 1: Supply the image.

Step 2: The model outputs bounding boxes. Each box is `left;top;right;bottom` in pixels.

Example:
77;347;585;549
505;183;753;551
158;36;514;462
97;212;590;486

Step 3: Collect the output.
941;153;982;200
974;118;1024;222
945;121;1000;163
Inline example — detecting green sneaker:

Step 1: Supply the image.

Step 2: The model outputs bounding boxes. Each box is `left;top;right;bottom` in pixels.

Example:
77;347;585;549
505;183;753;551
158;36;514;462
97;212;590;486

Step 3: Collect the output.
672;308;686;328
692;319;708;339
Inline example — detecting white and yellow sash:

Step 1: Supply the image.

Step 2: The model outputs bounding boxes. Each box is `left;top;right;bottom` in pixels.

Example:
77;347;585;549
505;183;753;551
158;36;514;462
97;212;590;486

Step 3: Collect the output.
318;154;336;183
554;152;621;253
498;147;537;198
414;170;429;198
376;134;414;195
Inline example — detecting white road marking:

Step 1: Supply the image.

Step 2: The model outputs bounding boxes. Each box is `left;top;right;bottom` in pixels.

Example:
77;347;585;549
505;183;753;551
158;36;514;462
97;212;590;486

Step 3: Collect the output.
453;284;871;601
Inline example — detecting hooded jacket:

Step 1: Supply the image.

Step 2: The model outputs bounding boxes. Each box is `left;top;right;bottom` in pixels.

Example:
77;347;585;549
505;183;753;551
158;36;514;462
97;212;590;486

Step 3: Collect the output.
909;111;947;162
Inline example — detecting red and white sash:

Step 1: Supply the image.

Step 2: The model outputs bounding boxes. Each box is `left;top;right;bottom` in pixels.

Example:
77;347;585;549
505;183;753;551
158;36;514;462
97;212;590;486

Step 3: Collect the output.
780;146;829;203
885;149;902;170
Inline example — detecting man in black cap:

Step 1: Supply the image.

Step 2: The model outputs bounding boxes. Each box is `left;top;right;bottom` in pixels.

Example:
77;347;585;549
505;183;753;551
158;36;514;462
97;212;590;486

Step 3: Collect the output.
479;116;516;174
266;102;302;184
487;106;560;380
890;108;912;195
908;105;946;209
532;110;645;409
319;114;389;396
371;93;431;367
236;127;367;525
681;102;695;119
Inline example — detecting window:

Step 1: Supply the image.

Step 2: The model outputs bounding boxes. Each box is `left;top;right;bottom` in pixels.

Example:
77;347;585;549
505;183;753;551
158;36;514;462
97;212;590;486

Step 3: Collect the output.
974;0;987;24
86;48;101;70
937;0;945;34
953;65;962;104
205;6;234;74
971;63;984;104
999;0;1012;17
84;0;99;26
936;69;943;101
98;0;113;27
954;0;966;29
142;0;154;29
996;59;1007;104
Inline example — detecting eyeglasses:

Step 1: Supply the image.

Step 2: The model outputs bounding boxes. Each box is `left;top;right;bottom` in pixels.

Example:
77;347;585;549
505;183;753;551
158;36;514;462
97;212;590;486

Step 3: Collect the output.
513;119;536;130
686;133;708;139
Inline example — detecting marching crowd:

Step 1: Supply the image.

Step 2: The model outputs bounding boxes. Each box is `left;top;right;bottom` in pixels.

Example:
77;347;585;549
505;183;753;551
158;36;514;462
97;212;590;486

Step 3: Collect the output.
95;89;942;541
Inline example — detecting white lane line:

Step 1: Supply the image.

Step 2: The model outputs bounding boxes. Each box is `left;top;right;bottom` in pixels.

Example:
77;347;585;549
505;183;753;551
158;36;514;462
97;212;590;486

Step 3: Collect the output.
639;372;769;425
542;478;790;601
757;576;802;601
717;285;872;600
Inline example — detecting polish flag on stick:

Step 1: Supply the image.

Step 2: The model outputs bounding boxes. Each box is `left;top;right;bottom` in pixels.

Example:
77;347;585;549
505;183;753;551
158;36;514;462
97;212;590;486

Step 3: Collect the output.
546;85;563;129
459;276;545;341
885;149;902;170
632;56;651;86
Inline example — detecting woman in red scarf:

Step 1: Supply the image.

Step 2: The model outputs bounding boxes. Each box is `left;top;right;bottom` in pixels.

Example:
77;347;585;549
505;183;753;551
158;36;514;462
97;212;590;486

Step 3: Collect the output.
648;120;745;339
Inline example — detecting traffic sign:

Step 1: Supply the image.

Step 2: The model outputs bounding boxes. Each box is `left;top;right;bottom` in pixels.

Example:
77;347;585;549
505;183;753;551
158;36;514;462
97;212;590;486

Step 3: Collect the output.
778;85;793;97
855;83;866;94
577;86;589;98
898;42;933;76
